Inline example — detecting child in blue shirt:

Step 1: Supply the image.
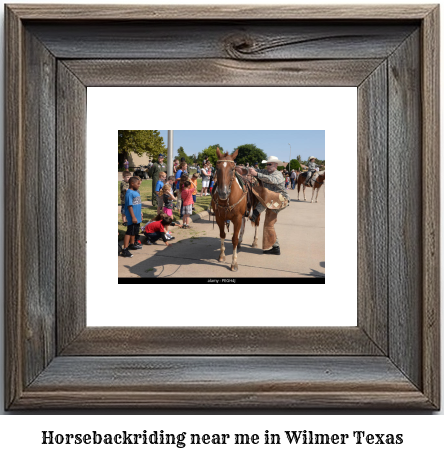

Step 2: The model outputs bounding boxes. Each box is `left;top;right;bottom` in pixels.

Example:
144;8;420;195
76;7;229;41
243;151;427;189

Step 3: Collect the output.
121;177;142;258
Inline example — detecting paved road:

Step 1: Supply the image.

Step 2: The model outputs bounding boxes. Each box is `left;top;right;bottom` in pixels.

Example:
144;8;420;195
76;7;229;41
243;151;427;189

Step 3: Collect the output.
118;185;325;278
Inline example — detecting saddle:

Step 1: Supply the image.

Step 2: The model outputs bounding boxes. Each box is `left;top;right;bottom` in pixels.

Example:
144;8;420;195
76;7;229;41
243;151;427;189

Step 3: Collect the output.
302;171;318;187
236;169;288;213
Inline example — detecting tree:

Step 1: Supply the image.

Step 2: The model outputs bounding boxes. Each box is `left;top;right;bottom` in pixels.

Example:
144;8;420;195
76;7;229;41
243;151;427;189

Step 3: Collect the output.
296;154;302;163
234;144;267;166
175;146;193;165
118;130;166;160
286;159;302;172
197;144;224;165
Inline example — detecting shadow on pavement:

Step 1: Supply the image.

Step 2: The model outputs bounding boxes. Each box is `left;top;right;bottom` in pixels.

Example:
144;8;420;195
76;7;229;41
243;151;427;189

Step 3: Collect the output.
121;235;264;278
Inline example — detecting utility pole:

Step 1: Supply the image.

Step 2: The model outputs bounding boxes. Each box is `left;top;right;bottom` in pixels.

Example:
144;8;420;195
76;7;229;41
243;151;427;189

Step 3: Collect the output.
167;130;173;176
288;143;291;172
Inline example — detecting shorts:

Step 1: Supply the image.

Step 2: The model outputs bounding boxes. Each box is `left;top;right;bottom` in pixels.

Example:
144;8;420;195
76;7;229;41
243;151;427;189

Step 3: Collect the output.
182;204;192;215
163;207;173;217
156;195;164;208
202;180;210;188
192;195;196;203
125;223;140;236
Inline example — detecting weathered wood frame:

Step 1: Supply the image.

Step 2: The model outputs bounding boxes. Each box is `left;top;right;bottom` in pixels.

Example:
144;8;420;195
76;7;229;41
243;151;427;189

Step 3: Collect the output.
5;5;440;409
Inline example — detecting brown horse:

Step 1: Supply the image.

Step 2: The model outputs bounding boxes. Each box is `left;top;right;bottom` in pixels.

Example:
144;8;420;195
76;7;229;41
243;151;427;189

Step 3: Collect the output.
211;147;260;271
297;171;325;203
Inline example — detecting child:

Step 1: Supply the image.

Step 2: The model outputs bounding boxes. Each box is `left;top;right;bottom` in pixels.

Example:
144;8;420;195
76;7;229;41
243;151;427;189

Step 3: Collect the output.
180;181;194;228
120;171;131;225
209;176;215;195
143;215;174;246
122;177;142;258
285;175;290;189
134;176;143;246
160;183;176;217
167;175;175;187
190;173;199;211
178;173;190;217
155;171;167;215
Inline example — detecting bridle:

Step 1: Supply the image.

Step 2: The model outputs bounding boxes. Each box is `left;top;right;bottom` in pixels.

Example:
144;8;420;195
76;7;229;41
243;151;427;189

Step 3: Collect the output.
212;159;247;215
215;159;236;201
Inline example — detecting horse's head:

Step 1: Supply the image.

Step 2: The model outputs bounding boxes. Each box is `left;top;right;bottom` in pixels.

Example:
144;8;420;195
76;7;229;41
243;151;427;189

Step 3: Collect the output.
215;147;238;200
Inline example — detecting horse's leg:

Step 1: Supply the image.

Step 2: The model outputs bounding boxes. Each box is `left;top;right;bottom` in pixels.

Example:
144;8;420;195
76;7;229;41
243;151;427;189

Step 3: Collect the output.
217;219;226;262
238;216;246;251
311;186;315;203
297;181;300;200
230;215;242;272
252;215;260;248
315;187;319;203
303;184;307;201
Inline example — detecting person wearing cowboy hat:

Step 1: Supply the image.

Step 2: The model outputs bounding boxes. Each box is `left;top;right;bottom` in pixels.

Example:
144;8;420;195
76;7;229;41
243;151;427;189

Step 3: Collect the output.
306;156;319;187
236;155;289;255
149;153;166;207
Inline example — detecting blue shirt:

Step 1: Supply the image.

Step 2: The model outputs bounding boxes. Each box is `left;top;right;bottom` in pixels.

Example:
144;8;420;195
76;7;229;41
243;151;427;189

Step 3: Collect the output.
124;189;142;225
155;180;164;193
175;169;183;190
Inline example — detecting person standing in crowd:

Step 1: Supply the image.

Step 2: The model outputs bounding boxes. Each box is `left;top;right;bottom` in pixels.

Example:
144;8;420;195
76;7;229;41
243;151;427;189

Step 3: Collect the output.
159;183;176;217
155;172;167;215
180;181;194;229
120;171;131;225
285;174;290;189
201;163;211;196
290;169;297;190
123;158;129;172
190;173;199;211
175;162;188;212
254;162;259;170
121;177;142;258
149;153;166;208
173;159;180;174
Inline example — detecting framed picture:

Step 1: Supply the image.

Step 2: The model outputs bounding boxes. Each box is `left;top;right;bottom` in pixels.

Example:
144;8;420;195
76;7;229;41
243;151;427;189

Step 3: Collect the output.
5;5;440;409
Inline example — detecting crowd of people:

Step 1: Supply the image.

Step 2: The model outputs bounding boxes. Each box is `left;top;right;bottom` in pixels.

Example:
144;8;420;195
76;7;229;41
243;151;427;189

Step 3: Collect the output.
119;156;216;259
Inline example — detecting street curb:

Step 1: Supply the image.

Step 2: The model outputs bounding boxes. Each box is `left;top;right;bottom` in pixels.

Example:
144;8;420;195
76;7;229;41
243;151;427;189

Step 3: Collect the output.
190;205;212;223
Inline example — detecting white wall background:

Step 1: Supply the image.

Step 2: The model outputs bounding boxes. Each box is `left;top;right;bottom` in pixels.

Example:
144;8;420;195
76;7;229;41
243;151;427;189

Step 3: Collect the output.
0;0;442;437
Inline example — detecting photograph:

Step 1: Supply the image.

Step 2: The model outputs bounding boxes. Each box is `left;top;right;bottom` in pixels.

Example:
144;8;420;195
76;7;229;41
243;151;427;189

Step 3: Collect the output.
117;130;326;283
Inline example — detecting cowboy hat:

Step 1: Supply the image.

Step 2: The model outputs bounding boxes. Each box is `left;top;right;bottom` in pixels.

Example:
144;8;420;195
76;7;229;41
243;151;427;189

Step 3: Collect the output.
308;156;316;160
261;155;285;166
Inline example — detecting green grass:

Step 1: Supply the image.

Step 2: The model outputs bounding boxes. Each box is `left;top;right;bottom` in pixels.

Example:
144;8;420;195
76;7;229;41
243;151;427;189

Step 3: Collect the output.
118;179;211;240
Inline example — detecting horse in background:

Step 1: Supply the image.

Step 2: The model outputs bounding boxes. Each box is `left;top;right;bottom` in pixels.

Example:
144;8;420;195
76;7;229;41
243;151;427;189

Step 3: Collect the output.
297;171;325;203
211;147;260;271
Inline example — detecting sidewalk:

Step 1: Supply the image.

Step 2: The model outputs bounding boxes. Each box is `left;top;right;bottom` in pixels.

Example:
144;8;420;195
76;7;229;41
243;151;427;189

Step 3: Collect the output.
118;186;325;278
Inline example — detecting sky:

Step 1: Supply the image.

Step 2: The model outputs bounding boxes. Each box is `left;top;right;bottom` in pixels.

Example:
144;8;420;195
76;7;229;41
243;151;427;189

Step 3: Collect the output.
158;130;325;162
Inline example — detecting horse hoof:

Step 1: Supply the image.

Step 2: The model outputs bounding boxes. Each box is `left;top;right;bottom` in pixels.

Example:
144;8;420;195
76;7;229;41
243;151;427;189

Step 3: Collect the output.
252;242;258;248
237;245;241;251
231;264;238;272
218;256;225;262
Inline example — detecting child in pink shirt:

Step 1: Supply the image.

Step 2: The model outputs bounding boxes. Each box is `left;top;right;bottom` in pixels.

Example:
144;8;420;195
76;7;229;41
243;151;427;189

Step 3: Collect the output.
180;181;194;228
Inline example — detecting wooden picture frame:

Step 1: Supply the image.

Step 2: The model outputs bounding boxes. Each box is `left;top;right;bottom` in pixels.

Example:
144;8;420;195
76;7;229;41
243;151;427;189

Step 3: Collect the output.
5;4;440;409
